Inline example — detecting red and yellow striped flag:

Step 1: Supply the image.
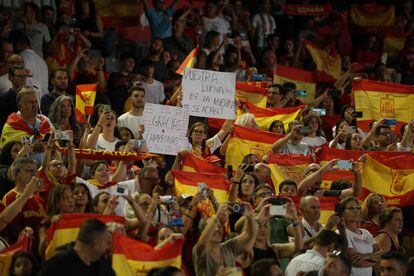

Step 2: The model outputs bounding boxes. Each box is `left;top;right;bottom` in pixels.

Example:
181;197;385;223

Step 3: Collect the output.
267;153;312;192
383;31;409;58
225;125;283;169
0;235;31;275
176;46;199;75
350;4;395;27
353;78;414;132
360;152;414;207
236;82;269;108
304;40;341;81
182;152;227;174
241;102;304;132
112;233;184;276
172;170;229;203
45;214;124;260
76;84;97;122
274;64;317;104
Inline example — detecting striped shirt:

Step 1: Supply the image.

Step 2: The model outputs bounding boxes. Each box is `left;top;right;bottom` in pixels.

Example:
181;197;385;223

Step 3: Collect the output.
285;249;325;276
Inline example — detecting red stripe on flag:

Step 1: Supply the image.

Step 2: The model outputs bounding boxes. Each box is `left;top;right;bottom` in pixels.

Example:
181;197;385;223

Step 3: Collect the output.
353;79;414;95
171;170;229;191
236;83;269;95
275;64;317;83
232;125;283;144
268;153;312;166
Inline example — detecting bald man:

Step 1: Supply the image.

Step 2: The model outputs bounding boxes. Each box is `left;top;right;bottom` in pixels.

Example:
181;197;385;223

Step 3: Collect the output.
300;196;323;241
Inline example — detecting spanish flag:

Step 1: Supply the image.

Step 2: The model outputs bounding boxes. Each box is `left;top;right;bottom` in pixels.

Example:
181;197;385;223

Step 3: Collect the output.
304;40;341;81
350;4;395;27
45;214;124;260
112;233;184;276
0;235;31;275
182;152;227;174
225;125;283;169
76;84;97;122
274;65;317;104
353;78;414;132
361;153;414;207
267;153;312;192
236;82;268;108
172;170;229;203
241;102;304;132
176;46;199;75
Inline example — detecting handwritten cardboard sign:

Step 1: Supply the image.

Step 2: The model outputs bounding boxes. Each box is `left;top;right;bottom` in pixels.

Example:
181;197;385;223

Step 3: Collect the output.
182;68;236;119
143;104;189;156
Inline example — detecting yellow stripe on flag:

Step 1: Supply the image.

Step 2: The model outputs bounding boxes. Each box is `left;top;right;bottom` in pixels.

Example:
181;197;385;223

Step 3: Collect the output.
225;125;283;169
350;4;395;27
304;40;341;80
236;82;268;108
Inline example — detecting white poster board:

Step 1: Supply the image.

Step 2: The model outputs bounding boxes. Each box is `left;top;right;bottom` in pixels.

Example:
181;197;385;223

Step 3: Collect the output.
143;103;189;156
182;68;236;119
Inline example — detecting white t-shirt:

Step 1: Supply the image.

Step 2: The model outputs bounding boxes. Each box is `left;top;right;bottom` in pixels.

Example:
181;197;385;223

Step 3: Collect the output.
20;23;51;58
344;228;376;276
141;80;165;104
77;177;137;216
285;249;325;276
328;140;345;149
117;112;143;139
202;16;231;37
302;136;327;147
252;13;277;48
89;133;120;151
279;140;310;155
21;49;49;97
185;133;222;154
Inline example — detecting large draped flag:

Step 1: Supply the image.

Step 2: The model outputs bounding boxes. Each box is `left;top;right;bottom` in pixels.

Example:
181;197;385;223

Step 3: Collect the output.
112;233;184;275
241;102;304;132
383;31;409;59
171;170;229;203
176;46;199;75
350;4;395;28
0;235;31;275
361;153;414;207
181;152;227;174
225;125;283;169
267;153;312;192
303;40;341;81
274;64;317;104
235;82;269;108
353;78;414;132
45;214;124;260
76;84;97;123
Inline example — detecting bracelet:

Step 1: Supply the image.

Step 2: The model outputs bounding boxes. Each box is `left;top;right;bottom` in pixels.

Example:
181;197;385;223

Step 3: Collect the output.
292;221;300;227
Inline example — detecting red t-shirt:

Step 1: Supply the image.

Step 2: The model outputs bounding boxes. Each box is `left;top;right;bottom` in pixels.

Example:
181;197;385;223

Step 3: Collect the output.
1;190;46;243
37;168;76;202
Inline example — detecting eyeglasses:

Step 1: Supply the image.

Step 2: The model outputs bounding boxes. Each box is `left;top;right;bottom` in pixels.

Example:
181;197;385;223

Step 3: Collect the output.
345;206;361;211
192;130;205;135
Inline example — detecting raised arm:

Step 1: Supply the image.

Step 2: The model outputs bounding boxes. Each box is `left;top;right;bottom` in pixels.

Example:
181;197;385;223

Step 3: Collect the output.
340;160;363;199
297;159;337;196
234;204;258;253
271;128;295;153
67;131;76;176
85;111;108;149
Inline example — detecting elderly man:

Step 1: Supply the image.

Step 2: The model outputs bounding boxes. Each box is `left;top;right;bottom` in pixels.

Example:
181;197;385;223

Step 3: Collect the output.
0;86;52;148
271;124;310;155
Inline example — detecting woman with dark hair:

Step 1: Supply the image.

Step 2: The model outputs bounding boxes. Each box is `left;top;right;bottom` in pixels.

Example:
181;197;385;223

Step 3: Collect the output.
301;113;327;147
278;38;296;66
48;95;82;146
73;182;92;213
9;251;40;276
196;30;221;69
344;133;363;150
374;207;403;253
118;126;134;140
269;120;285;135
329;120;349;149
86;108;120;151
74;0;104;52
0;141;22;167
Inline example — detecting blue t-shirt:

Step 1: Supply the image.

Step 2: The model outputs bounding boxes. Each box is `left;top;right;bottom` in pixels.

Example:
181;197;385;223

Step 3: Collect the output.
146;8;175;39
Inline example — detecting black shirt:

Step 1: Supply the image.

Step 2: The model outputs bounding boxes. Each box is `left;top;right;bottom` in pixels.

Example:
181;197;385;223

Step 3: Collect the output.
38;242;115;276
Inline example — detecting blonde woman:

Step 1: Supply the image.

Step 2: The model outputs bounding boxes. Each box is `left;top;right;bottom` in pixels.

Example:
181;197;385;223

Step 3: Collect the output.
360;193;386;235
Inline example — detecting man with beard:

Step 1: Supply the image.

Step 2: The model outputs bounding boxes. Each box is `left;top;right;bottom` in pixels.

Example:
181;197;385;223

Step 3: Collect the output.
148;38;169;82
107;52;137;115
117;86;145;139
40;68;72;114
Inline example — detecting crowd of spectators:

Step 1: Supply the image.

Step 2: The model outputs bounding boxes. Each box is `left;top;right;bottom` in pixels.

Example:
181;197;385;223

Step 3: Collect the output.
0;0;414;276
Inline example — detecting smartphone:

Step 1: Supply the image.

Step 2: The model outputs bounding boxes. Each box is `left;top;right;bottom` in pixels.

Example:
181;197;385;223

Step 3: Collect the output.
169;217;184;227
299;126;313;134
159;195;173;204
329;89;341;98
335;203;344;217
337;160;353;170
268;198;287;217
198;182;207;198
230;203;245;215
227;165;233;180
115;186;128;196
21;136;31;145
54;130;69;141
101;105;111;113
312;108;326;116
130;139;146;149
252;73;267;82
383;118;397;126
353;111;363;118
295;90;307;97
343;126;356;134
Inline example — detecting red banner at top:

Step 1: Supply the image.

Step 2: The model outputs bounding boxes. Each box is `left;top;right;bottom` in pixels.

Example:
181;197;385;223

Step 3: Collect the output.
284;4;332;16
